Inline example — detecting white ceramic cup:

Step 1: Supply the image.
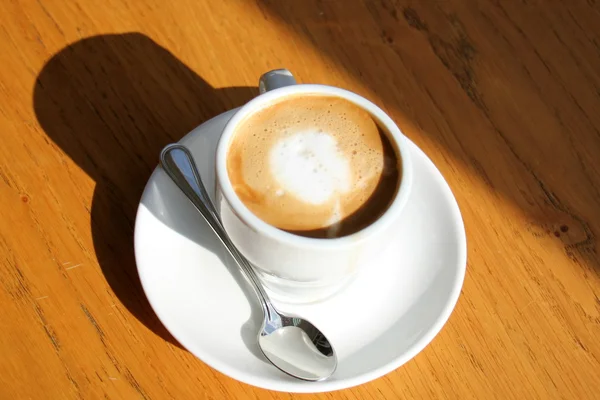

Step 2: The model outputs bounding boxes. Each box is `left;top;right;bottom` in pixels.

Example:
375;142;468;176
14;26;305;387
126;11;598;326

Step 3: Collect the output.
215;70;413;303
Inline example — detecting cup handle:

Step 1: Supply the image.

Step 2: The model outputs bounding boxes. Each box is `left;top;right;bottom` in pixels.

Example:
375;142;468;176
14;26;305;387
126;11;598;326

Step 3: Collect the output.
258;69;297;94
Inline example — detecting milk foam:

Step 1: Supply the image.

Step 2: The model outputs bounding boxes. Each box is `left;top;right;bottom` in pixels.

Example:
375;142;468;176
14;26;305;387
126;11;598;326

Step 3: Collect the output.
269;131;351;205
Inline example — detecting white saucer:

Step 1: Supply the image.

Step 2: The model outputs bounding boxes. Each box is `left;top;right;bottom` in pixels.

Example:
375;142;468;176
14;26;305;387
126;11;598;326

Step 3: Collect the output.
134;109;467;393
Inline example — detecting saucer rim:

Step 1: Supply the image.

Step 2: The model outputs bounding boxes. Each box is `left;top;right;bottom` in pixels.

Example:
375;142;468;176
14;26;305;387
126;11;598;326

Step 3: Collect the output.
134;109;467;393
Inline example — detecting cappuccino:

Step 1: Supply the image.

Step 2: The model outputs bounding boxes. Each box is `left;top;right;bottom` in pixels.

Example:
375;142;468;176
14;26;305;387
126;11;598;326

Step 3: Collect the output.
227;94;400;238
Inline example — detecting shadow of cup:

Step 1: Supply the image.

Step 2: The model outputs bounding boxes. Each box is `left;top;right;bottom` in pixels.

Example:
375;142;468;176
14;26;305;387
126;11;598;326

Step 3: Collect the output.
33;32;260;350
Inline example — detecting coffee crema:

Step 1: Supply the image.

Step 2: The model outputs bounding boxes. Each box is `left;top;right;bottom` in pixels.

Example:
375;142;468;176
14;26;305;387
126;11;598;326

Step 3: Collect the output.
227;94;401;238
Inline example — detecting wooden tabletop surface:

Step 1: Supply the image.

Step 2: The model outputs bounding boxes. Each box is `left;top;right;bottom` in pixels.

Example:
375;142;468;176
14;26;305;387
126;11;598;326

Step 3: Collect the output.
1;0;600;398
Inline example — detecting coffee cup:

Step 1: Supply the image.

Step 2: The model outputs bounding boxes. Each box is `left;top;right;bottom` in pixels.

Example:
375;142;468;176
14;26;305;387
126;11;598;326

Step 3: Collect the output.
215;69;413;303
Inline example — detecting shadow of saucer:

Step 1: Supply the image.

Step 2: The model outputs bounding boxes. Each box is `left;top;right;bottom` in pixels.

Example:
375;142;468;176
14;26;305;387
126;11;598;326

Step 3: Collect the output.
33;32;263;352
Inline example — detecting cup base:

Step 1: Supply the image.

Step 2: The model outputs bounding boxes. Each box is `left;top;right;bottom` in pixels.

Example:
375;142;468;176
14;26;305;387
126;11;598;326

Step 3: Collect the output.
255;269;357;305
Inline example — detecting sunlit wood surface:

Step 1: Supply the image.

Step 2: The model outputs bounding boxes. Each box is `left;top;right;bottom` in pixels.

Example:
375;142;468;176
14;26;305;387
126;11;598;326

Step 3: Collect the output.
1;0;599;398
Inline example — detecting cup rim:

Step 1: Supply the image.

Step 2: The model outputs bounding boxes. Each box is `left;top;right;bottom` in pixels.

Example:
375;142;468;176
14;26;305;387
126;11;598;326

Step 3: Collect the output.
216;84;413;249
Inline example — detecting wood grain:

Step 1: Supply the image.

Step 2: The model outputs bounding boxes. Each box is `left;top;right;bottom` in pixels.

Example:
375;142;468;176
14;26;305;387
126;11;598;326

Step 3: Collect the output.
1;0;599;398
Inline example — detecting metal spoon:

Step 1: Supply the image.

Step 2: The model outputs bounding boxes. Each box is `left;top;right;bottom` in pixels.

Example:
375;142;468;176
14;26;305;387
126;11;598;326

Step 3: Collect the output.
160;143;338;381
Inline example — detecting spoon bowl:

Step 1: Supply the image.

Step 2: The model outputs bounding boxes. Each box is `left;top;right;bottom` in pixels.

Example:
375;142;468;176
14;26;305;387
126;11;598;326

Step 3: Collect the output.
259;307;336;381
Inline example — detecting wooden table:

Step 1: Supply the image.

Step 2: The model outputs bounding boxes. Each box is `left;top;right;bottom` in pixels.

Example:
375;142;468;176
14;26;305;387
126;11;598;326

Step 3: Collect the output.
1;0;599;398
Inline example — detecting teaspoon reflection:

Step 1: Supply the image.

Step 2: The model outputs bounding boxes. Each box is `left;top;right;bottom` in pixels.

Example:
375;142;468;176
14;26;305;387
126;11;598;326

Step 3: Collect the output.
159;143;337;381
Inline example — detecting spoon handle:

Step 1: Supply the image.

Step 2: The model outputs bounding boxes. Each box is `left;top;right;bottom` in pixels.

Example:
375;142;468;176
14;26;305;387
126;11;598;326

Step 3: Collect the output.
160;144;273;315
